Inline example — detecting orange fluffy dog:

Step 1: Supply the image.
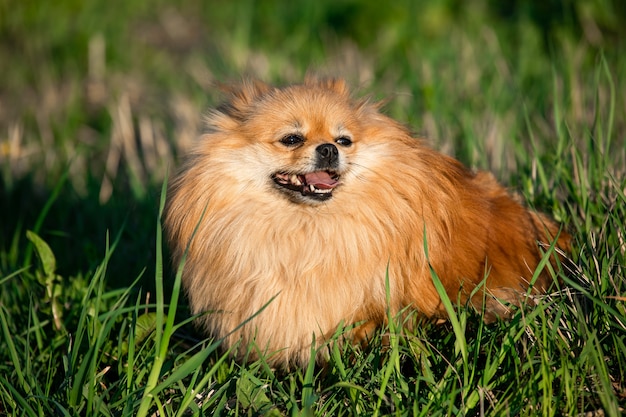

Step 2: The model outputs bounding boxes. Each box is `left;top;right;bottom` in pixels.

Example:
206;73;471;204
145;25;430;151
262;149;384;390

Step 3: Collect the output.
164;78;570;368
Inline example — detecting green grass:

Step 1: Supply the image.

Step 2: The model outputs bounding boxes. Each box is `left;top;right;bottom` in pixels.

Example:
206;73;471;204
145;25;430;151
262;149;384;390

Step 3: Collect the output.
1;0;625;415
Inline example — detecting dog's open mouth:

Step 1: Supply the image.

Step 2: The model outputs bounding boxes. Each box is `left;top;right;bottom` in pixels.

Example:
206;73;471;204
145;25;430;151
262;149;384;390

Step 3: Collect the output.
272;171;340;201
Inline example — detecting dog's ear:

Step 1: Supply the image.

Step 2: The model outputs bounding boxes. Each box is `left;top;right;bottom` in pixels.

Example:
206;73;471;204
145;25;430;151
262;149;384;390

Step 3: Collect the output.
231;79;272;105
304;75;350;96
223;79;271;108
209;79;271;127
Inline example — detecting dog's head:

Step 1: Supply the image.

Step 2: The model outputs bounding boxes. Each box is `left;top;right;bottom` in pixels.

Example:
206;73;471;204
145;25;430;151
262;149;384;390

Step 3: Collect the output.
204;78;394;205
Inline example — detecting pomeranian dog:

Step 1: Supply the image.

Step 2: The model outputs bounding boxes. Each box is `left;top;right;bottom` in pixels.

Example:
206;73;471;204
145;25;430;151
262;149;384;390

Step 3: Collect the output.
164;77;570;368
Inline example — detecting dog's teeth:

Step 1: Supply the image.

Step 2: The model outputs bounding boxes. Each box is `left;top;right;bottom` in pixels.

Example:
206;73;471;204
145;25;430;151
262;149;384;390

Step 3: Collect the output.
308;185;332;194
290;175;301;186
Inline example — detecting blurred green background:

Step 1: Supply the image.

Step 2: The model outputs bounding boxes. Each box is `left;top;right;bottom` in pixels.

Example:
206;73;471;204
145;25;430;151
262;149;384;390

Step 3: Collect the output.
1;0;624;282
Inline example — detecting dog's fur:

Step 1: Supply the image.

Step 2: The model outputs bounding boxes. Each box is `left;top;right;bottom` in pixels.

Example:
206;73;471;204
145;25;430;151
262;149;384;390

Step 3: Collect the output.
164;78;571;368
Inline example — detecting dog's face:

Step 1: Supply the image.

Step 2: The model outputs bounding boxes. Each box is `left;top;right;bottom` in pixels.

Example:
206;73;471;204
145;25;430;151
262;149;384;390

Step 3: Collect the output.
270;129;352;204
210;79;380;205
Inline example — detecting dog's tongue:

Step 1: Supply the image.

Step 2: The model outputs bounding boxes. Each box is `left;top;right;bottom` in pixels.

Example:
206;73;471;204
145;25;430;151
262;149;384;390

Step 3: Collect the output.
304;171;339;189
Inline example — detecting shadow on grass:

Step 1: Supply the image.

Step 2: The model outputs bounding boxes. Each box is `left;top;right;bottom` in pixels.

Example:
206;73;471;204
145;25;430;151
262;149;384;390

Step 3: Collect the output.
0;173;170;296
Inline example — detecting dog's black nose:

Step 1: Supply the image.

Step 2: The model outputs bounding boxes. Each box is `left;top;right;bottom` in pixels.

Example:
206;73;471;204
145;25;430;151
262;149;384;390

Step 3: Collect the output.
316;143;339;168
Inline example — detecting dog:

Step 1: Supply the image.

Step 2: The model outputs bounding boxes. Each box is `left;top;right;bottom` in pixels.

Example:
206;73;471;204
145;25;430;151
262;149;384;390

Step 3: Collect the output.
164;77;571;368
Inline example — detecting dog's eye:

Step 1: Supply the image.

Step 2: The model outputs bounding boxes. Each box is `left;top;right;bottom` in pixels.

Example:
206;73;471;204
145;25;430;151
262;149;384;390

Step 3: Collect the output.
280;134;305;146
335;136;352;147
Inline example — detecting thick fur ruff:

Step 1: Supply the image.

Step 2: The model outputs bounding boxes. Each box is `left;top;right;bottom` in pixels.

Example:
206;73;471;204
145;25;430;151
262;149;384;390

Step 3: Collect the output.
164;78;571;368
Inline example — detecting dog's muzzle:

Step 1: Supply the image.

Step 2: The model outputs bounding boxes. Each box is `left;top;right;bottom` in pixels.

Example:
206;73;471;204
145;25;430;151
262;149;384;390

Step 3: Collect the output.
272;144;341;202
